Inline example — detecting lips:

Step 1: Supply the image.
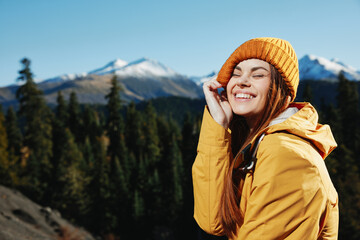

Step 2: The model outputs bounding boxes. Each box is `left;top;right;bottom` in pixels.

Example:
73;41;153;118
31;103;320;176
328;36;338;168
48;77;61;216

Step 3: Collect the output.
235;93;255;99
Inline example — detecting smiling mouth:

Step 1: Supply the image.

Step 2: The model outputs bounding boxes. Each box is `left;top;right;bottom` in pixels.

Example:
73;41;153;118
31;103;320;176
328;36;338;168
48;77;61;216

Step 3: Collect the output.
235;93;254;99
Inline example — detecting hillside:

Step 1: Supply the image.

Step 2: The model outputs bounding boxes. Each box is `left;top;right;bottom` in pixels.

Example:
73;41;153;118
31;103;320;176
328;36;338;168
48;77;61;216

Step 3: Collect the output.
0;185;95;240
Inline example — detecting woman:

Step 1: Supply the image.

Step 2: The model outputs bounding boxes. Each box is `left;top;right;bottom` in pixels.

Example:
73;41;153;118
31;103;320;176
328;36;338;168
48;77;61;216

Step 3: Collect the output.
192;37;339;239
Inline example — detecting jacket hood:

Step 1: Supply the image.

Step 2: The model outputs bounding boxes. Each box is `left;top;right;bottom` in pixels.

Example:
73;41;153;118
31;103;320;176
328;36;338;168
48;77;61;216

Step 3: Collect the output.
264;102;337;159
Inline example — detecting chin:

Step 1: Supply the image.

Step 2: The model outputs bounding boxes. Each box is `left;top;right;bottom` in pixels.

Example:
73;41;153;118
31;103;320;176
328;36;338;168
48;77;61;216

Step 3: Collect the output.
232;106;252;115
232;108;263;120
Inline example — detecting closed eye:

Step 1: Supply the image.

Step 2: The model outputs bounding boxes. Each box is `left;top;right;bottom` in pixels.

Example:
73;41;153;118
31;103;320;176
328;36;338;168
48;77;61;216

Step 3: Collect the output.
253;74;265;78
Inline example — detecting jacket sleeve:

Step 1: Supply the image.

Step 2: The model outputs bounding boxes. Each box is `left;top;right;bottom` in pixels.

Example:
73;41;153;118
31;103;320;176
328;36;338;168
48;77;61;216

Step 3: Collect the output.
237;133;333;240
192;107;232;236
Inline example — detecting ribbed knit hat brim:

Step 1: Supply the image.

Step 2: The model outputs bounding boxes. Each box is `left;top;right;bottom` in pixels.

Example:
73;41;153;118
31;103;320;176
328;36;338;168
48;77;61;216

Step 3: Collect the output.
217;37;299;101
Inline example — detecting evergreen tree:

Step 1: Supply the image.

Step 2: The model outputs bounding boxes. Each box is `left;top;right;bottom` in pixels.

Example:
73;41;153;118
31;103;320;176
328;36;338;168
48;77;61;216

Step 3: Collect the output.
81;105;105;172
169;134;184;217
125;102;144;160
322;104;342;144
337;72;360;152
87;135;115;236
56;91;68;124
179;112;200;236
322;71;360;239
112;155;130;200
50;92;73;208
5;106;22;156
327;145;360;239
5;106;23;186
133;189;145;221
303;81;313;103
132;155;147;236
133;102;162;228
52;91;69;169
82;137;95;167
104;76;133;236
55;128;89;223
181;112;198;176
105;75;127;162
82;105;103;144
142;102;160;165
107;156;132;238
156;115;172;188
0;105;10;185
68;91;83;143
16;58;53;203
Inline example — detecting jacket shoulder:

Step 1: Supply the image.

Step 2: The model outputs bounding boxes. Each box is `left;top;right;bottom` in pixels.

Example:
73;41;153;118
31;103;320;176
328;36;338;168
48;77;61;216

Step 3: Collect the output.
257;131;320;168
255;132;337;203
238;132;338;239
254;132;323;192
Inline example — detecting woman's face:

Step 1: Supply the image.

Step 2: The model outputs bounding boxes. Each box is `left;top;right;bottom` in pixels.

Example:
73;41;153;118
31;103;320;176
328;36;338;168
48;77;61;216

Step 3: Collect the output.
226;59;271;125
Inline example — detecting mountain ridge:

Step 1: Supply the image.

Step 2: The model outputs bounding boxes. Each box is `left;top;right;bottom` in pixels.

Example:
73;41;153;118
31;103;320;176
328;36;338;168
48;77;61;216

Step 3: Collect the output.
1;54;359;109
6;54;360;87
299;54;360;82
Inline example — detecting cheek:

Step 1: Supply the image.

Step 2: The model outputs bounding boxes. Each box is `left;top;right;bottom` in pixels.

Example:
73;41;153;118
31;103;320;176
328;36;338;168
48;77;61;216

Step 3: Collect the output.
226;78;235;94
225;83;232;97
226;85;231;96
258;80;271;97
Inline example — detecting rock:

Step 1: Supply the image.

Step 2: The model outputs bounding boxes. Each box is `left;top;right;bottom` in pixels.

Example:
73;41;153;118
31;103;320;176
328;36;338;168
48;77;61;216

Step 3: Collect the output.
0;185;96;240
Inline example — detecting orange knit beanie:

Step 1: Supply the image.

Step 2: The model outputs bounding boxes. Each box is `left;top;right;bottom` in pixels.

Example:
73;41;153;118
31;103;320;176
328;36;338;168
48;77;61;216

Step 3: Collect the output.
217;37;299;101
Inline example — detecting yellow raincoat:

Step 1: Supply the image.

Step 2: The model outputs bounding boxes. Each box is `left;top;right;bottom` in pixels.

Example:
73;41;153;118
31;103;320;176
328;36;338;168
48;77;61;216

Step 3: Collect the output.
192;102;338;239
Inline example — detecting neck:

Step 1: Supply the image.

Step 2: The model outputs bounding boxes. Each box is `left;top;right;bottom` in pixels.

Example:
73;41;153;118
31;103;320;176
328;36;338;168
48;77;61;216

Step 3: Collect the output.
245;116;259;135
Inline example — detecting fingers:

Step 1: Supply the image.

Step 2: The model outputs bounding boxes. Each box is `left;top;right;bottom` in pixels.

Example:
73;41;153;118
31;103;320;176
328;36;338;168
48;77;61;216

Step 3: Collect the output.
203;79;222;102
202;80;233;128
203;79;222;92
220;90;228;102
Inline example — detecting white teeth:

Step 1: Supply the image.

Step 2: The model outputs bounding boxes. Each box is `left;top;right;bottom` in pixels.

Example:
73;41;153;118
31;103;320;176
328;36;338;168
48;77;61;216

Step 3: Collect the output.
235;93;254;99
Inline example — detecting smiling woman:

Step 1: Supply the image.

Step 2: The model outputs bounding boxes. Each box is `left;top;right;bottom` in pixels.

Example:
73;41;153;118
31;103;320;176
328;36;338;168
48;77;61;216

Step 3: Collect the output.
193;37;339;239
226;59;271;129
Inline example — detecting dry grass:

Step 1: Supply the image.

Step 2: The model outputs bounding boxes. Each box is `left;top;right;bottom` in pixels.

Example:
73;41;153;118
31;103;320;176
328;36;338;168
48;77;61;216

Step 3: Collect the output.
57;225;85;240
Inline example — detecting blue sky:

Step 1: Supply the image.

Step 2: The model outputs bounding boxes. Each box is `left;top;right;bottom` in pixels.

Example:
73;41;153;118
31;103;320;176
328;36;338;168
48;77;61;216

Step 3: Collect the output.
1;0;359;87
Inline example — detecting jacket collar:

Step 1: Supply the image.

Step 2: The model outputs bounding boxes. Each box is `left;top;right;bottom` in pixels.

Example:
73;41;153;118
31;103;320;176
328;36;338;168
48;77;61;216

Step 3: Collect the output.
264;102;337;159
269;107;299;127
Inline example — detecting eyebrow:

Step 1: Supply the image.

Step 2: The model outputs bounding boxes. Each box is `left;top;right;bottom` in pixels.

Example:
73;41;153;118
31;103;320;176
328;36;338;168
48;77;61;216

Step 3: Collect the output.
235;66;269;72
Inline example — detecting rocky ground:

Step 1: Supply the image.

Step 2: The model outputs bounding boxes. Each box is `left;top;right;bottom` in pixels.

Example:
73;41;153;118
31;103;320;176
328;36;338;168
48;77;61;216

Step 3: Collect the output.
0;185;96;240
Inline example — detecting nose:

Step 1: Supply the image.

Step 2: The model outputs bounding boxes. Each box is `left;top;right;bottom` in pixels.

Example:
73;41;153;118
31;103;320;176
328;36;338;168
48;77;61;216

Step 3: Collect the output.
236;75;251;87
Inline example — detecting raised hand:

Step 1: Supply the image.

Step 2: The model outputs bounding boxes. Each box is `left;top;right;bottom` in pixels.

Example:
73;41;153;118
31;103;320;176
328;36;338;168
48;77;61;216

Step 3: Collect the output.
203;78;233;129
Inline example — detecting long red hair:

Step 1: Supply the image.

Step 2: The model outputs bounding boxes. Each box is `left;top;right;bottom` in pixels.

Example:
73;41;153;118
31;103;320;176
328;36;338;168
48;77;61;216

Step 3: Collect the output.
219;64;291;238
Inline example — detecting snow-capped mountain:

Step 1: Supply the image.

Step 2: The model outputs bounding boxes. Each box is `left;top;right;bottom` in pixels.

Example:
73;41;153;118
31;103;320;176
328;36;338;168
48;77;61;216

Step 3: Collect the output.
42;73;88;83
0;57;204;107
88;59;128;75
90;57;179;78
299;54;360;81
2;54;360;108
190;55;360;86
41;58;181;84
35;55;360;87
114;57;180;78
190;71;217;86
